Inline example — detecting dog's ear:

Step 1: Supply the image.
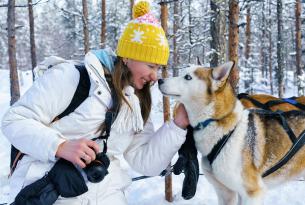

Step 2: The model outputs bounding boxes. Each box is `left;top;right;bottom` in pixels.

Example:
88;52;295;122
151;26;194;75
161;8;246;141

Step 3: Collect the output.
211;61;234;90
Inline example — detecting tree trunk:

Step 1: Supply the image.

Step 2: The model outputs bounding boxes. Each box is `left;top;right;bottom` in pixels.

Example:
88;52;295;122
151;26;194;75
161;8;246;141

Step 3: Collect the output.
28;0;37;81
82;0;90;54
260;1;267;79
173;0;179;77
160;2;172;202
100;0;106;48
7;0;20;105
277;0;284;97
268;0;274;95
295;0;302;94
130;0;134;19
210;0;220;67
228;0;240;91
219;1;226;64
188;0;192;63
244;7;252;93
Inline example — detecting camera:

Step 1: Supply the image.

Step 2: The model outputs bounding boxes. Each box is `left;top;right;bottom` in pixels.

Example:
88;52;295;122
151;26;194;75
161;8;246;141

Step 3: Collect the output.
84;152;110;183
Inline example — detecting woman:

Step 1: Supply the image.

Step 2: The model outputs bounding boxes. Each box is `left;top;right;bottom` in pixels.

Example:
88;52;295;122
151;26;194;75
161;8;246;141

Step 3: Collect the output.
2;1;188;205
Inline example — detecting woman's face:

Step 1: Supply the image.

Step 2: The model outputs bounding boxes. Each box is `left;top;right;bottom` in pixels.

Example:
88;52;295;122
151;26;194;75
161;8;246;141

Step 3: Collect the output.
124;58;160;90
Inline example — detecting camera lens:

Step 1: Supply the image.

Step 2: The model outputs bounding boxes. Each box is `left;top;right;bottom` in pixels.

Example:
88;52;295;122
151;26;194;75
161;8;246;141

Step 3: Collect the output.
84;152;110;183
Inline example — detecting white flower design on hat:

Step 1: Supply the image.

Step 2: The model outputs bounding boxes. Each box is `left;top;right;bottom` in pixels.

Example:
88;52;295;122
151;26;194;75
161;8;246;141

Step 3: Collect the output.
131;29;145;43
157;33;167;46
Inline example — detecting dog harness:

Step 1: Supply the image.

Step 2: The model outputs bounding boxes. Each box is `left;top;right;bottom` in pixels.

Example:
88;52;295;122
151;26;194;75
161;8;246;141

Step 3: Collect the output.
193;118;236;165
237;93;305;111
249;109;305;177
193;104;305;178
238;93;305;177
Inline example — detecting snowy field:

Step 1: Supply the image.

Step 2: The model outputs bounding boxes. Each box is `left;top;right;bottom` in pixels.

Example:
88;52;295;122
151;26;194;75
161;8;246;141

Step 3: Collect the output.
0;69;305;205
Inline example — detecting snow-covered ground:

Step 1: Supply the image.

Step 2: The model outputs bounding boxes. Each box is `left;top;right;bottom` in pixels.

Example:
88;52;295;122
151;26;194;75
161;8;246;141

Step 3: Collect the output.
0;69;305;205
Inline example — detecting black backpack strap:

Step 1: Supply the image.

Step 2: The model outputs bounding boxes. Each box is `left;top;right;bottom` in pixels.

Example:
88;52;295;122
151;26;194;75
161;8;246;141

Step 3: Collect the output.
10;64;91;175
56;64;90;119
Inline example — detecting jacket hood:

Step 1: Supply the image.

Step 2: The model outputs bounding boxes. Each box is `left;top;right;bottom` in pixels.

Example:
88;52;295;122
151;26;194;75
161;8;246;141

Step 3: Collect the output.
90;48;117;73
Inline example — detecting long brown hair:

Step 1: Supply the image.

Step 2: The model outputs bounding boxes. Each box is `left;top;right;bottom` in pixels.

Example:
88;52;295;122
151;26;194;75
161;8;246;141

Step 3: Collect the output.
112;57;152;124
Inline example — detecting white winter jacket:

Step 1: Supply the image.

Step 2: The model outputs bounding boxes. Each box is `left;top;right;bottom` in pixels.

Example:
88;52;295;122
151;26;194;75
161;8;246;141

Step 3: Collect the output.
1;51;186;202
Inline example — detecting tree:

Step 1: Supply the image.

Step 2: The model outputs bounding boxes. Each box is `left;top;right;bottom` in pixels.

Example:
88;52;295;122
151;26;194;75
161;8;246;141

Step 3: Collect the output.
260;0;268;79
210;0;221;67
187;0;192;63
130;0;134;19
244;7;252;93
228;0;240;91
82;0;89;54
268;0;274;94
28;0;37;81
172;0;179;77
277;0;284;97
160;1;172;202
100;0;106;48
295;0;302;95
7;0;20;105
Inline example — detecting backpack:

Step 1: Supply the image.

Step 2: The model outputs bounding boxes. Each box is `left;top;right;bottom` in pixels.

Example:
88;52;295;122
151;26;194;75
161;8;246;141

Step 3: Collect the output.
10;62;118;175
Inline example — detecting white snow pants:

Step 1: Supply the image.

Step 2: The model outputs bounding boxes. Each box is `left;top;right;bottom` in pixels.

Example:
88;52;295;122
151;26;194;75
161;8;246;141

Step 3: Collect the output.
54;186;127;205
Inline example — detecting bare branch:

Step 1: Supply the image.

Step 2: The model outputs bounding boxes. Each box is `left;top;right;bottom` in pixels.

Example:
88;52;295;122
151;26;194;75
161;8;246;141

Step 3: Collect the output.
0;0;49;8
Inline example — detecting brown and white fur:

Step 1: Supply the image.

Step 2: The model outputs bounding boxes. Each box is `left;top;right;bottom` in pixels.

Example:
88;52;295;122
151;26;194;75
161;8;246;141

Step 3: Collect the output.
159;62;305;205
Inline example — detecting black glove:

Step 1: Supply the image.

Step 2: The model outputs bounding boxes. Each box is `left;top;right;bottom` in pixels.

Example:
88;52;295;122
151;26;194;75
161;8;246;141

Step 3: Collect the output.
13;159;88;205
173;126;199;200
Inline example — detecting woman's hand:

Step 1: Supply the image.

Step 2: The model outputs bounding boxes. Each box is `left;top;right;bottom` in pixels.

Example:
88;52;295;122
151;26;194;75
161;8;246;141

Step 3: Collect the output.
174;103;189;130
56;138;100;168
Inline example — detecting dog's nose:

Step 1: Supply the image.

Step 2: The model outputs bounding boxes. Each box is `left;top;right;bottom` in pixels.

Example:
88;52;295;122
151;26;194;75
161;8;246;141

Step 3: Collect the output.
158;79;164;85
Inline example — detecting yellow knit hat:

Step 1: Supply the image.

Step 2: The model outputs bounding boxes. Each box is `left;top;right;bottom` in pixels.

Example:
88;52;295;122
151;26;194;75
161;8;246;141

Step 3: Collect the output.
116;1;169;65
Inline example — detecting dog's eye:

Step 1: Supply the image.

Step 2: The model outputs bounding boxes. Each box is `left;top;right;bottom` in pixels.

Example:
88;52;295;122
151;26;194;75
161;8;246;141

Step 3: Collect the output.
184;74;192;80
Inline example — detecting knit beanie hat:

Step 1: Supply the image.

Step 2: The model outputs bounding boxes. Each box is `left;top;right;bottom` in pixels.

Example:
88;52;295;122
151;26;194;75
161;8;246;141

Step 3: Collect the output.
116;1;169;65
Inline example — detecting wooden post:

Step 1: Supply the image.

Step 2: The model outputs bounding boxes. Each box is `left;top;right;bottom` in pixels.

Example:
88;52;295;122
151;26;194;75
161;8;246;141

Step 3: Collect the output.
7;0;20;105
160;1;173;202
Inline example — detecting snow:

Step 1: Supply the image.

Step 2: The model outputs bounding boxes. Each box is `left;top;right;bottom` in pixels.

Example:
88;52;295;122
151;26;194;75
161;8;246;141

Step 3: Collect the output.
1;69;305;205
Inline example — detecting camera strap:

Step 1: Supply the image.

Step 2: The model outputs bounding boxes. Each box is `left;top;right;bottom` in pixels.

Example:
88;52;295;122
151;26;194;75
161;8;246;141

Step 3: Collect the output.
91;73;120;154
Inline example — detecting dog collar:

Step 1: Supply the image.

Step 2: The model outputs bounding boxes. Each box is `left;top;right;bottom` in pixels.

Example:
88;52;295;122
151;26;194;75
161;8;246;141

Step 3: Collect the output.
193;118;216;131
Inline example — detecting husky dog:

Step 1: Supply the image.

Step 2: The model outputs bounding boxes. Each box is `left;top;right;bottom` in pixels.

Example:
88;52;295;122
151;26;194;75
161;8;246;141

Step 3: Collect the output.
158;62;305;205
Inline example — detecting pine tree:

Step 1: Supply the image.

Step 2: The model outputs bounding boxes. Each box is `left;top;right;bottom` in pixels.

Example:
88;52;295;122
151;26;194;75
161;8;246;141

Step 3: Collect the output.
228;0;240;91
277;0;284;97
28;0;37;81
7;0;20;105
